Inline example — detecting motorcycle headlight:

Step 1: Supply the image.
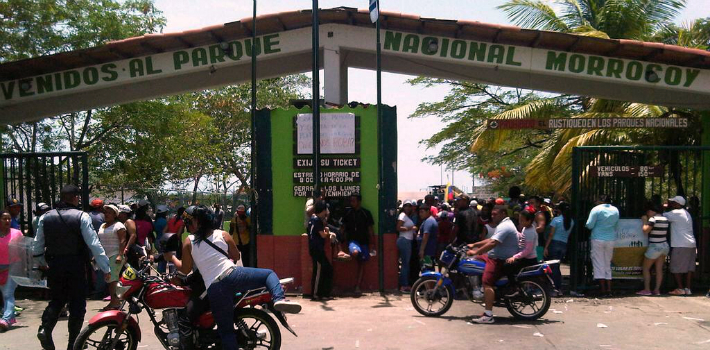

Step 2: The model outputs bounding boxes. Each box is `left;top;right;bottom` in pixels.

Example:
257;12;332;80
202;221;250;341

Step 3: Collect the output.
116;282;131;300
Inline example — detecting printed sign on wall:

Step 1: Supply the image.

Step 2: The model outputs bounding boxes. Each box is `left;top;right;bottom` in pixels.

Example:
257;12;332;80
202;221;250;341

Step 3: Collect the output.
296;113;356;154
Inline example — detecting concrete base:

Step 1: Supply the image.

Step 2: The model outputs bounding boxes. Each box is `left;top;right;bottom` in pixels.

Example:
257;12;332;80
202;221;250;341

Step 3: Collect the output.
257;233;399;295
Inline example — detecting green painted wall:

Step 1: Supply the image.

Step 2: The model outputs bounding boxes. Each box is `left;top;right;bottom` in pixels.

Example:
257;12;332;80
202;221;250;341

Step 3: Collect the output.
269;105;380;236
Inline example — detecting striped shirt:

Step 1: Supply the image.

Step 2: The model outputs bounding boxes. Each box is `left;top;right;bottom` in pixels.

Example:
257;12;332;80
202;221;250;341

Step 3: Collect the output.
647;215;669;244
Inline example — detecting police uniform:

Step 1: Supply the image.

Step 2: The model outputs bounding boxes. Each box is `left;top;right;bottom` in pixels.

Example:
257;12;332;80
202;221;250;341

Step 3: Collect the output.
33;191;110;350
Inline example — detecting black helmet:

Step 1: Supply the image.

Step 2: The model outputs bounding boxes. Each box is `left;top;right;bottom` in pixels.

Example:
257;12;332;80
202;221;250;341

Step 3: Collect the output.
183;205;213;229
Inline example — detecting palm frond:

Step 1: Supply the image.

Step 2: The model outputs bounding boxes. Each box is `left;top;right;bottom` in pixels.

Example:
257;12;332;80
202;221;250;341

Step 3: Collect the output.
471;99;562;152
498;0;570;32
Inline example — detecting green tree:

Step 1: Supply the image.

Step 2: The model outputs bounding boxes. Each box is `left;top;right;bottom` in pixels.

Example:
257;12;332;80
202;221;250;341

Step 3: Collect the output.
415;0;699;196
0;0;165;154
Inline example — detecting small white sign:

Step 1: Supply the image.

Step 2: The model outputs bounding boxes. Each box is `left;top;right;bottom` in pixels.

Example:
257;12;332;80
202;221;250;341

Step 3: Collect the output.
297;113;356;154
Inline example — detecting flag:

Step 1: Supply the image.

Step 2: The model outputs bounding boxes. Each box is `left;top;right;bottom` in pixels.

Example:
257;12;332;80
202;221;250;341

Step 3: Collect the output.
369;0;379;23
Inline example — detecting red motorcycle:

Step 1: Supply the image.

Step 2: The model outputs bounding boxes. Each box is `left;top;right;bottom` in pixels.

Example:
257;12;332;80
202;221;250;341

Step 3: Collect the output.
74;262;297;350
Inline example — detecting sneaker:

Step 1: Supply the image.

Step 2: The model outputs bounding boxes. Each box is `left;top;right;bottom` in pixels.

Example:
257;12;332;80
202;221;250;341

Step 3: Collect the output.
653;291;662;296
274;300;302;314
636;290;652;296
684;288;692;295
668;288;686;296
0;320;9;332
8;318;16;326
471;313;494;324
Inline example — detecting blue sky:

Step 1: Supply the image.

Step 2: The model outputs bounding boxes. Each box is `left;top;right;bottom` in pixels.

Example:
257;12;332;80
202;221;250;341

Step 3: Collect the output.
153;0;710;193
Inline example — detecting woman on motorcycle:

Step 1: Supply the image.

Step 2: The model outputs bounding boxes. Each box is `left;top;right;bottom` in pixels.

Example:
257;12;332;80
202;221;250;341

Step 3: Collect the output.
174;205;301;350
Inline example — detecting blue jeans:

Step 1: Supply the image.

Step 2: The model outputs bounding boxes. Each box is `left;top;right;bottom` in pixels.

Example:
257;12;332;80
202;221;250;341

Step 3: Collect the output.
206;267;286;350
1;276;17;322
396;237;412;287
547;240;567;290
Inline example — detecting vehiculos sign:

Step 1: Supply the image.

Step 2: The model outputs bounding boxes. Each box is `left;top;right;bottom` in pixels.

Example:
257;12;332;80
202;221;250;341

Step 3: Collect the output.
2;27;709;105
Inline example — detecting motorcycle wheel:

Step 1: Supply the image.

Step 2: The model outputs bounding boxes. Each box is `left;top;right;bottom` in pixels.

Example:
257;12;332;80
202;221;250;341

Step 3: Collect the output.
410;276;454;317
504;278;551;321
72;320;139;350
234;307;282;350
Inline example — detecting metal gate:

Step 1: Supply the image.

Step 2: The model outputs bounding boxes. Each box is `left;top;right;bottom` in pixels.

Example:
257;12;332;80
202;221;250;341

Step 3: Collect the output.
570;146;710;290
0;152;90;236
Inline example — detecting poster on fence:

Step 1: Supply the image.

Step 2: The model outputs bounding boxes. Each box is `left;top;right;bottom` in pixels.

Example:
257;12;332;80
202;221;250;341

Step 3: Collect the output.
611;219;648;279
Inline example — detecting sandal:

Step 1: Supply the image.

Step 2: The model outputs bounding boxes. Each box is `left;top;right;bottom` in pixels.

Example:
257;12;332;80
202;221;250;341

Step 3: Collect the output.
668;288;686;296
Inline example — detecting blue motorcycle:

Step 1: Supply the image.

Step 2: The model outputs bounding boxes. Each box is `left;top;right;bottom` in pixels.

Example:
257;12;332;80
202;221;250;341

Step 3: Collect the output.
410;244;558;320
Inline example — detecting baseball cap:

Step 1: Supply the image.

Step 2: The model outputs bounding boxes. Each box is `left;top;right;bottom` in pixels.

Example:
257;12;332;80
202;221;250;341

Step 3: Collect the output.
36;202;50;211
6;197;21;207
669;196;686;206
469;200;478;207
90;199;104;208
495;198;505;205
118;205;132;214
402;200;413;206
104;204;120;216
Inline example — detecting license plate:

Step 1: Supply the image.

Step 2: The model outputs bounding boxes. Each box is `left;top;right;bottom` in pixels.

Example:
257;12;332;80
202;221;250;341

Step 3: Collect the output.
121;266;137;281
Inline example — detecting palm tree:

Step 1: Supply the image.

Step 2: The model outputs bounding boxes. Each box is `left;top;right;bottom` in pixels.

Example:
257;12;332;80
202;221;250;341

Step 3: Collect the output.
472;0;697;195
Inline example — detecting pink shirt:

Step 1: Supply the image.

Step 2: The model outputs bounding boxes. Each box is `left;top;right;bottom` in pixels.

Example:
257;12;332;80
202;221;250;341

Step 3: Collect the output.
0;228;23;265
512;226;537;260
135;220;153;246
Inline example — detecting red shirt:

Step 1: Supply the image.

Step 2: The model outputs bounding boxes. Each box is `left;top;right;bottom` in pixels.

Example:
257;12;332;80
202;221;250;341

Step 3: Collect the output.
166;217;184;235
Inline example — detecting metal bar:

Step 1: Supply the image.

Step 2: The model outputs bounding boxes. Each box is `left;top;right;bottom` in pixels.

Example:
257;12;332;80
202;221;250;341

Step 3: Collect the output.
249;0;258;268
570;147;581;291
82;154;89;211
50;158;56;206
376;2;385;294
312;0;321;199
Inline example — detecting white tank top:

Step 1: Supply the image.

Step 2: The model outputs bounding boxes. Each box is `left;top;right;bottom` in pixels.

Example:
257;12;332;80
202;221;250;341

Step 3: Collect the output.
189;231;235;289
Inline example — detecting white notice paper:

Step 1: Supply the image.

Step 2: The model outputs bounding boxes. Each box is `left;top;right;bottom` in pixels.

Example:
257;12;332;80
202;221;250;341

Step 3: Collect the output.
297;113;356;154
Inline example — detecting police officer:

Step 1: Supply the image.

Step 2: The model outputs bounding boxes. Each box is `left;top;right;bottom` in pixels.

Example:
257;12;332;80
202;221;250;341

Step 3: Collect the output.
33;185;111;350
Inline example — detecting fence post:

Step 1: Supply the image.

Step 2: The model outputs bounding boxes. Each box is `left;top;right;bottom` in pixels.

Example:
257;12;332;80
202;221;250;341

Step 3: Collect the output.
702;112;710;278
570;147;581;292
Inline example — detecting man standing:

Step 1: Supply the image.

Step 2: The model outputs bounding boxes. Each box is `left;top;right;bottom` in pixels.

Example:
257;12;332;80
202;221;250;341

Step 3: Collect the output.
212;203;224;230
466;205;519;324
664;196;697;295
33;185;111;350
585;195;619;296
342;193;375;293
308;200;334;300
229;205;252;267
453;195;478;244
417;205;439;263
423;195;439;217
6;198;22;230
88;199;105;233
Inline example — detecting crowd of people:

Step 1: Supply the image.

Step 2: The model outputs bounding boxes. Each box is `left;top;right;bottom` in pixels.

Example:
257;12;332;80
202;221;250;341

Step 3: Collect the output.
0;185;290;350
0;183;705;335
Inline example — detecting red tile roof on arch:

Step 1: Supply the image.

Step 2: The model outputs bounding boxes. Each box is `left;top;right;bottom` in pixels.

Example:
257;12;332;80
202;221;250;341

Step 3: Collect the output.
1;7;709;81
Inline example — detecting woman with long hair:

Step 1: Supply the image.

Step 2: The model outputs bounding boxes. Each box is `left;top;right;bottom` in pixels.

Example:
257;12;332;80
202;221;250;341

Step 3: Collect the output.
545;202;575;295
395;200;417;292
637;203;670;296
97;205;127;310
173;205;301;350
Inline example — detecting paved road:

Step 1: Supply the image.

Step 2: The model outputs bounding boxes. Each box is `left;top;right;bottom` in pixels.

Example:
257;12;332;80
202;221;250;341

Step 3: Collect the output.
4;293;710;350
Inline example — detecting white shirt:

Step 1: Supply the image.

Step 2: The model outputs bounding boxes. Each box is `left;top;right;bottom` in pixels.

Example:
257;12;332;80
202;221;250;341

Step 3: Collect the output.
190;230;236;289
663;209;696;248
304;198;315;229
98;221;126;257
397;212;415;240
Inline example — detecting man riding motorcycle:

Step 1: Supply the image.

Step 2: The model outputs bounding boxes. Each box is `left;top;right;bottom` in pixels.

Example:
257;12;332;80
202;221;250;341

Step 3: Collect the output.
466;205;520;324
170;205;301;350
